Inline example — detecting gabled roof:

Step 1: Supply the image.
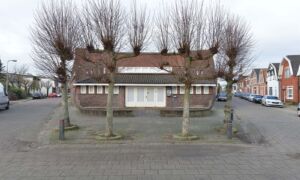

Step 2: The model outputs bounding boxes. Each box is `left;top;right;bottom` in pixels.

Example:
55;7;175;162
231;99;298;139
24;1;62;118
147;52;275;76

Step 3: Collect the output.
270;63;280;73
286;55;300;75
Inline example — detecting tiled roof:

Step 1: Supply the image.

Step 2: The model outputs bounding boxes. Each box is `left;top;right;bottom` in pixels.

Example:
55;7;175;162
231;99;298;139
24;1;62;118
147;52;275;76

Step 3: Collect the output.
76;73;216;84
286;55;300;75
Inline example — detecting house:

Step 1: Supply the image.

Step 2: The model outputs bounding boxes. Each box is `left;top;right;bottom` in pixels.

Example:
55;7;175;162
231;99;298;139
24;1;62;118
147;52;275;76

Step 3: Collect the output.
71;49;217;111
248;68;267;95
266;63;280;97
278;55;300;103
237;76;250;93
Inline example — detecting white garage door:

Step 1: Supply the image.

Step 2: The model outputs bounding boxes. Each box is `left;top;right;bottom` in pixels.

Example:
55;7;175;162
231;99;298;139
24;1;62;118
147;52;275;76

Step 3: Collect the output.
125;87;166;107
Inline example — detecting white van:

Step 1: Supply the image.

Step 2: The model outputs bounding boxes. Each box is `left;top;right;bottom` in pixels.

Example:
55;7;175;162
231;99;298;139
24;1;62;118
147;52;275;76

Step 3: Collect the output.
0;83;9;110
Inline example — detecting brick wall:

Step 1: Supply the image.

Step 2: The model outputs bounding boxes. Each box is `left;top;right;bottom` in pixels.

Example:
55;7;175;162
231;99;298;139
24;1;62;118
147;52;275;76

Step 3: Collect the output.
280;59;299;103
74;86;215;109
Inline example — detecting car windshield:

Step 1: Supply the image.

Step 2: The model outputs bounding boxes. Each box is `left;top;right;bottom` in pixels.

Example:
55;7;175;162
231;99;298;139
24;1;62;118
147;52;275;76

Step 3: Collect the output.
255;95;263;98
267;96;278;99
219;92;226;96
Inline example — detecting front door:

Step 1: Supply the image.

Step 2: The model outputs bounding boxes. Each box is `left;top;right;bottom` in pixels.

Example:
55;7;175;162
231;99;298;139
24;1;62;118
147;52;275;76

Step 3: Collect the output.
126;87;166;107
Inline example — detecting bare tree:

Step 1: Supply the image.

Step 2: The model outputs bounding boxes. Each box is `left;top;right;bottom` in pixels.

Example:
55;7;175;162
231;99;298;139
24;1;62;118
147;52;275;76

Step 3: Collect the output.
11;64;28;89
41;80;52;96
80;0;150;137
216;14;253;135
31;0;81;127
157;0;224;137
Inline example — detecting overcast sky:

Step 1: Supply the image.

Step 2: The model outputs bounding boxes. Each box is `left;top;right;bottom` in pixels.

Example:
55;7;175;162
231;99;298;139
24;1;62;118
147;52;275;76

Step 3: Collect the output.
0;0;299;75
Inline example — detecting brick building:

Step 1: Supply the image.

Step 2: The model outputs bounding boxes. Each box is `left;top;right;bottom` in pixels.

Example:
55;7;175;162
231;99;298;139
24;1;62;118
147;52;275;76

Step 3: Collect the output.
71;49;217;111
278;55;300;103
248;68;267;95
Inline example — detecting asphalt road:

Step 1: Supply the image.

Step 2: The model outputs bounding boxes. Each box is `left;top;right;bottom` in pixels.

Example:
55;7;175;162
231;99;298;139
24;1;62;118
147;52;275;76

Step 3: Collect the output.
0;98;60;152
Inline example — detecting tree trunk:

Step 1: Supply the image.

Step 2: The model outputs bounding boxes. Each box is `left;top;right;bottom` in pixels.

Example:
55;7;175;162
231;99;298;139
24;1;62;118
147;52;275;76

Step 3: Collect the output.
62;82;71;127
182;84;191;136
224;80;233;129
105;72;115;137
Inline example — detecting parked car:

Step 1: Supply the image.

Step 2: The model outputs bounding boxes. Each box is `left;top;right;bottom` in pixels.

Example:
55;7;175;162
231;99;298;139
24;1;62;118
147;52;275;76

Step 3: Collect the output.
248;94;256;102
0;83;9;110
32;92;45;99
48;93;58;98
241;93;250;100
234;92;242;97
217;92;227;101
261;96;283;107
253;95;263;103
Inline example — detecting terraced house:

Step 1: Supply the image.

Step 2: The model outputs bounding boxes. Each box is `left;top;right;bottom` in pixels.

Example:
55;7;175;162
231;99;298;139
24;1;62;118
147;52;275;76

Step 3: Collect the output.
71;49;217;112
278;55;300;103
249;68;267;95
267;63;280;97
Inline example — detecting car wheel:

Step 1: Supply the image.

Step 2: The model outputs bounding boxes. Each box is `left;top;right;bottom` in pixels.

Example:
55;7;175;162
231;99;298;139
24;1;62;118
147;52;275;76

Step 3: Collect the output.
5;102;9;110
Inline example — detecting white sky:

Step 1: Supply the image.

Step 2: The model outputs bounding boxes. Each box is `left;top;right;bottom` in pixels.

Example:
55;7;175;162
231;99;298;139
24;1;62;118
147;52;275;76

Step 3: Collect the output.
0;0;299;74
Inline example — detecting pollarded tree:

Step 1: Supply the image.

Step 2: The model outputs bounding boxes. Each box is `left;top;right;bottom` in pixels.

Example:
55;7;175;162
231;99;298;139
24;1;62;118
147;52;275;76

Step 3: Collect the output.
31;0;81;127
216;14;253;134
156;0;225;137
80;0;150;137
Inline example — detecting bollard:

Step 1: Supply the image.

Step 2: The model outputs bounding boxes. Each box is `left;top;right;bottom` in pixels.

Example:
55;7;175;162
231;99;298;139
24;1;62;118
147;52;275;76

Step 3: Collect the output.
59;119;65;140
227;109;233;139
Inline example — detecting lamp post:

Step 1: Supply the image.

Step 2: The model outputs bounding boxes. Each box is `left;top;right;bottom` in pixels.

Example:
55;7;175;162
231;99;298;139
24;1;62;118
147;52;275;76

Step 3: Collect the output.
6;60;17;94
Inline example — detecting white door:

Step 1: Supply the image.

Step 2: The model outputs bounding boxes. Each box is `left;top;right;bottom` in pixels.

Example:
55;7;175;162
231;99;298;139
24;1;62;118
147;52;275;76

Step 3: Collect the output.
125;87;166;107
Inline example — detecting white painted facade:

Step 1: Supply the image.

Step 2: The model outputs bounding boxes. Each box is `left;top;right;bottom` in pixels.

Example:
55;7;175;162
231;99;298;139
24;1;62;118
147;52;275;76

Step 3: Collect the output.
267;63;280;97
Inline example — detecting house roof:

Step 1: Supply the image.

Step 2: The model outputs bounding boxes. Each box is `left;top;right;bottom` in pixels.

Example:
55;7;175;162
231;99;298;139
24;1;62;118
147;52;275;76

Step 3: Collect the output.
286;55;300;75
75;73;216;85
271;63;280;73
72;49;216;84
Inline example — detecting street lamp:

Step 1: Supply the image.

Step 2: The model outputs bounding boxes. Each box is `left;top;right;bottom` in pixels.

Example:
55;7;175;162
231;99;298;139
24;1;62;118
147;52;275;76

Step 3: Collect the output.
6;60;17;94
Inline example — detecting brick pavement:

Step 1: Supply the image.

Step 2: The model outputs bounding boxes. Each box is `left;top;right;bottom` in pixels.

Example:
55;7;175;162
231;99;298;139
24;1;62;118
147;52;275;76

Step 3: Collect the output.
1;99;300;179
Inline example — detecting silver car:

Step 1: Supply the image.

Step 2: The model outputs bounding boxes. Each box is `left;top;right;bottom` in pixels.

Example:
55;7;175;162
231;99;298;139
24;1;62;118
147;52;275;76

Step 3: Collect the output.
0;83;9;110
261;95;283;107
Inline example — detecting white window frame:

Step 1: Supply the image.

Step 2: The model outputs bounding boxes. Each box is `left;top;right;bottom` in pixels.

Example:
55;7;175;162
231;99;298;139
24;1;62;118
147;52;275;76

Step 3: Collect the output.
172;86;177;94
203;86;209;94
104;86;108;94
88;86;95;94
286;86;293;100
195;86;202;94
96;86;103;94
190;87;193;94
179;86;185;94
113;87;119;94
80;86;87;94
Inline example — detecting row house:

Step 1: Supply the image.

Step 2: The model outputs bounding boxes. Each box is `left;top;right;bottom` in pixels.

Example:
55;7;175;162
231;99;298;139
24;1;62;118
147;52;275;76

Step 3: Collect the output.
278;55;300;103
237;76;250;93
266;63;280;97
248;68;267;96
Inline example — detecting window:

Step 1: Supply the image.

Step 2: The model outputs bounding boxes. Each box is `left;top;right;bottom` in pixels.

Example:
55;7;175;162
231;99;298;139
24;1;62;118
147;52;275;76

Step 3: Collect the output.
287;86;293;99
113;87;119;94
104;86;119;94
172;86;177;94
196;86;202;94
179;86;184;94
190;87;193;94
269;87;273;96
96;86;103;94
203;87;209;94
80;86;87;94
285;68;291;78
88;86;95;94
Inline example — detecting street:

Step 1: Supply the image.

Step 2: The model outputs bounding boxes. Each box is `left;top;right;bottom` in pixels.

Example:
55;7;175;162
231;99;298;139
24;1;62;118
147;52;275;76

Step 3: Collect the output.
0;98;300;179
0;98;60;152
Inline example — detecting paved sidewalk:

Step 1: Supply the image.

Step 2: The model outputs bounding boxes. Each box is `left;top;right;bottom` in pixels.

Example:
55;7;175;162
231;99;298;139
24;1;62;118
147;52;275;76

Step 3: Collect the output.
41;103;242;145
